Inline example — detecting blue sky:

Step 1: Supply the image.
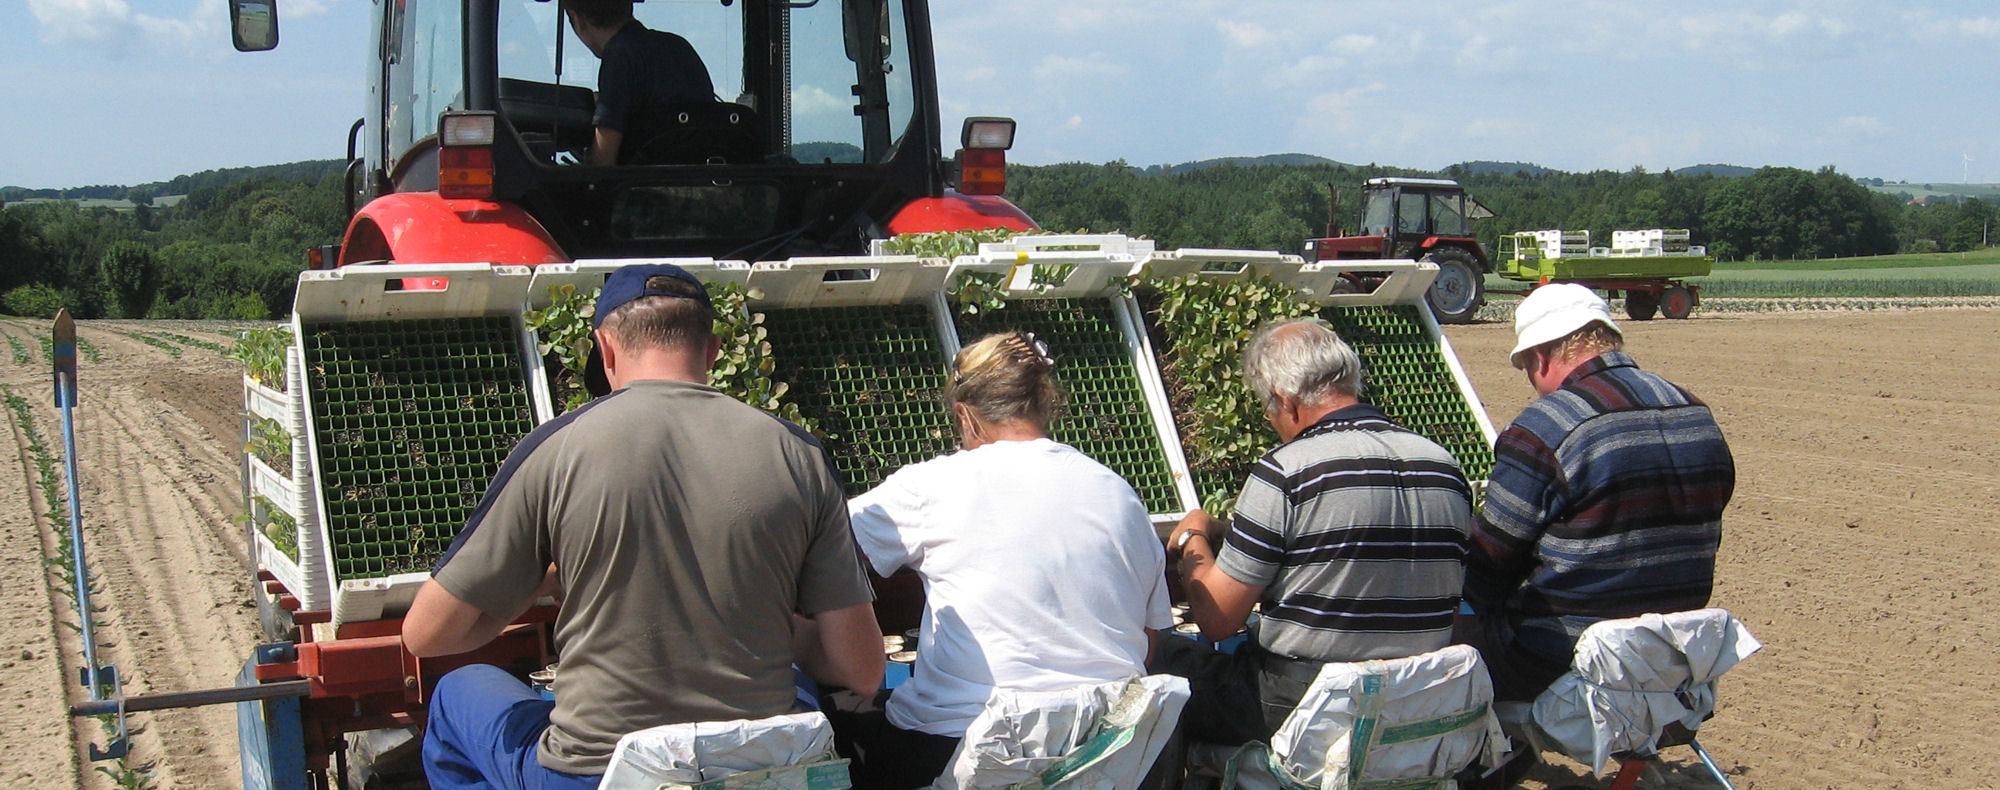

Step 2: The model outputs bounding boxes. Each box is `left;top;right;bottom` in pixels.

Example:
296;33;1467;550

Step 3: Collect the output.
5;0;1997;189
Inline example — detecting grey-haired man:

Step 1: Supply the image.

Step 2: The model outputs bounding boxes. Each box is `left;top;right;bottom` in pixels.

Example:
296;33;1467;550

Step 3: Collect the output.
1156;318;1474;746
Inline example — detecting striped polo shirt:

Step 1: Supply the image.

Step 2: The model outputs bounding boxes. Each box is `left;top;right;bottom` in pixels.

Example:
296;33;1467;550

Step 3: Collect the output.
1216;403;1474;662
1465;352;1733;645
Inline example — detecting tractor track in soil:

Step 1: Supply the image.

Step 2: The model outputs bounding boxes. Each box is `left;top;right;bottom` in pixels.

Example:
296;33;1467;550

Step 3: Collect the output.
0;318;260;789
0;309;1994;788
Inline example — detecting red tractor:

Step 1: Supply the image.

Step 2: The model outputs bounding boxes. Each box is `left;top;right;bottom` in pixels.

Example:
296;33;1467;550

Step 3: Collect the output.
1304;177;1493;324
212;0;1038;786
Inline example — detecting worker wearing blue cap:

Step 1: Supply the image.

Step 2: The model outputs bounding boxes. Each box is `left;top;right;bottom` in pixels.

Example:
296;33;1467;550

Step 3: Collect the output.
405;264;885;788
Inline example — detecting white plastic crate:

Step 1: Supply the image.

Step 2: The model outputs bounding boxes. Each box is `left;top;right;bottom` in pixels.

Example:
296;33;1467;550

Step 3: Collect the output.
746;256;948;308
288;264;547;625
1132;247;1306;284
1288;260;1441;309
525;258;754;311
242;346;333;613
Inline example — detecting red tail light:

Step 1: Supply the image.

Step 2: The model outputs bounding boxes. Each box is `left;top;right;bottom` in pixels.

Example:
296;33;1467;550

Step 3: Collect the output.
438;112;496;200
957;148;1007;195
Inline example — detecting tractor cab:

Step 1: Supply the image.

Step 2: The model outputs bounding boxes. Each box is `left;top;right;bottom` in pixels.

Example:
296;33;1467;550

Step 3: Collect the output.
1356;177;1490;254
234;0;1032;266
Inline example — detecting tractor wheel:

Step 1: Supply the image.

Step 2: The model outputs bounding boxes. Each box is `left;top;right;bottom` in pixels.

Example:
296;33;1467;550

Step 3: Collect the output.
1421;247;1485;324
1624;290;1659;321
1660;286;1695;319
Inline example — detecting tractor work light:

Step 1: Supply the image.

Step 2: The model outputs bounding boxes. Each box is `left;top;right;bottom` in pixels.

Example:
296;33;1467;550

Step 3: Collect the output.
955;117;1016;196
961;116;1016;150
439;111;497;200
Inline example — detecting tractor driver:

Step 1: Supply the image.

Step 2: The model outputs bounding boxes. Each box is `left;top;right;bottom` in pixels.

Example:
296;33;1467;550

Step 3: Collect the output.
404;264;884;788
562;0;716;165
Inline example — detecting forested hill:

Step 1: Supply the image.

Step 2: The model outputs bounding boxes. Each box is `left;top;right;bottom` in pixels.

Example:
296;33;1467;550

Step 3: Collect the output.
1;160;344;204
1;157;1991;321
1007;160;1989;263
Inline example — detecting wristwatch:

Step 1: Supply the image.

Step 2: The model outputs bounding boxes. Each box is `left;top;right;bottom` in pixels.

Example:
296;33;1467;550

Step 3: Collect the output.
1175;529;1204;553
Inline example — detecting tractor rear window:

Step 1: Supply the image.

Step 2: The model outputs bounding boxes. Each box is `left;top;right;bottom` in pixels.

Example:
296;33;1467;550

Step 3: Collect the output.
609;185;780;241
497;0;919;166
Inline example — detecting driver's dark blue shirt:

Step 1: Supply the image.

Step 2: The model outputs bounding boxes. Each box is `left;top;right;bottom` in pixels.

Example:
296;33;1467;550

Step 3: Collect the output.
594;21;715;137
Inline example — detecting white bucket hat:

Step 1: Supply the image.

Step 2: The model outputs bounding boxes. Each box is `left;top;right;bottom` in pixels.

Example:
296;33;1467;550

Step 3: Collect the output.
1510;283;1620;367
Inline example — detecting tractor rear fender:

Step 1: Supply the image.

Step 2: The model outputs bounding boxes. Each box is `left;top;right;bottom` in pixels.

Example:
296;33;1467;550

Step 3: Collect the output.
1418;237;1490;270
339;192;570;269
886;191;1039;235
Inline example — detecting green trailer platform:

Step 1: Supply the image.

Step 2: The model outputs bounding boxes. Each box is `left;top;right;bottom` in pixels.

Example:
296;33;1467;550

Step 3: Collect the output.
1492;232;1713;320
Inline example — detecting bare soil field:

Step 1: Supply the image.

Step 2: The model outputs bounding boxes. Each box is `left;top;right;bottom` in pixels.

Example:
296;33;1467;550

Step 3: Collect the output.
0;306;1994;788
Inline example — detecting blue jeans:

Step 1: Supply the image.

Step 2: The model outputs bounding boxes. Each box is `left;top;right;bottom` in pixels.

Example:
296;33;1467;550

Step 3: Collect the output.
423;664;603;790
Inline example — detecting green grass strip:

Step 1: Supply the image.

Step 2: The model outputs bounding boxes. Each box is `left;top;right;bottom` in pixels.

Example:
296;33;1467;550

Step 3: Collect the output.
77;336;99;364
5;333;27;365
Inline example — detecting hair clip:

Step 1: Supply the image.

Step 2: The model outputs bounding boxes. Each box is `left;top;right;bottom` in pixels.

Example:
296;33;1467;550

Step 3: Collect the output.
1016;332;1056;369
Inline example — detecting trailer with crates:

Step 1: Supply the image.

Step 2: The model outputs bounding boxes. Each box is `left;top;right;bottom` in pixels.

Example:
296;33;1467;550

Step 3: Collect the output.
1493;228;1716;320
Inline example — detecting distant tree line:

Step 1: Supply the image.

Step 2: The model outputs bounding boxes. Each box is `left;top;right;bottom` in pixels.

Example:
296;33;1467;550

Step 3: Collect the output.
1010;162;1994;262
0;158;1991;320
0;162;346;319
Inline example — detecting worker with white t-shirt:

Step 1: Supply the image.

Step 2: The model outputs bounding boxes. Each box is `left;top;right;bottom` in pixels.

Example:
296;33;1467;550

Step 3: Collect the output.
831;331;1174;789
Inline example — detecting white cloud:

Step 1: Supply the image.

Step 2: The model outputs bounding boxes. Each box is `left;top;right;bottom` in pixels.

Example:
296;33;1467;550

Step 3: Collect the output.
1298;82;1387;135
28;0;220;53
1216;19;1273;48
1063;115;1084;130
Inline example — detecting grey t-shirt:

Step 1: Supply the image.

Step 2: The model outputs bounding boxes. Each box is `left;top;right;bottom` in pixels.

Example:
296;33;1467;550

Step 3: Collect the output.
433;378;873;774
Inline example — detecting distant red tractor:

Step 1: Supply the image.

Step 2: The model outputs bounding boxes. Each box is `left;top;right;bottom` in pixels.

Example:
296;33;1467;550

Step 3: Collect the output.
1305;177;1493;324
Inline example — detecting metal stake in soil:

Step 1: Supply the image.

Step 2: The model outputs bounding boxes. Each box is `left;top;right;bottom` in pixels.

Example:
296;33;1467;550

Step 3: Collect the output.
53;309;130;760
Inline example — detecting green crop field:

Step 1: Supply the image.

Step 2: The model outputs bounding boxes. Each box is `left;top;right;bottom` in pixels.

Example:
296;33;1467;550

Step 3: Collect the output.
1485;248;2000;298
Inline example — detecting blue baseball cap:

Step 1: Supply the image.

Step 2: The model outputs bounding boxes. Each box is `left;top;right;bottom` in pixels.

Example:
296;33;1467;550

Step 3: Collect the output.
592;264;712;330
584;264;713;396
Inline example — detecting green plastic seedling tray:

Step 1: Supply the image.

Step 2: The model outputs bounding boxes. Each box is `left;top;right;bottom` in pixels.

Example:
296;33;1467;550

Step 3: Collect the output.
1321;304;1495;482
302;316;536;581
760;303;957;495
954;298;1184;516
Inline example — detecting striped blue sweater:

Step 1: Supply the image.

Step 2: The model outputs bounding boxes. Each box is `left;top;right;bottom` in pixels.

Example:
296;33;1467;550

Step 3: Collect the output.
1466;352;1734;657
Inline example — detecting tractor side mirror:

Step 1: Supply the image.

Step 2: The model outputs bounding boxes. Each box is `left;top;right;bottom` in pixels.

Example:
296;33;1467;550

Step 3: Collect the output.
230;0;279;52
842;0;890;63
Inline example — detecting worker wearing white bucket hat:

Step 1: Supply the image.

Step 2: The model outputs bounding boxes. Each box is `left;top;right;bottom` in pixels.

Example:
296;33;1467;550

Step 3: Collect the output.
1507;283;1620;374
1461;283;1736;703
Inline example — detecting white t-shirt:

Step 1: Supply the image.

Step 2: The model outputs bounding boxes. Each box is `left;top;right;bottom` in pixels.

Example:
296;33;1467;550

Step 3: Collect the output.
848;438;1174;737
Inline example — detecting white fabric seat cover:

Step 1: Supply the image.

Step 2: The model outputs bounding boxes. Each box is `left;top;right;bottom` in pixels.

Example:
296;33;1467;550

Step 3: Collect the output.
599;711;849;790
1529;608;1761;773
931;674;1190;790
1202;644;1503;790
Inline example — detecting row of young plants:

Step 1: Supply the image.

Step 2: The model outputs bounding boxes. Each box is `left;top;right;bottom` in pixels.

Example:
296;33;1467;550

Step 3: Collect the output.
114;330;182;358
0;384;156;788
229;325;292;390
136;330;230;355
6;331;27;365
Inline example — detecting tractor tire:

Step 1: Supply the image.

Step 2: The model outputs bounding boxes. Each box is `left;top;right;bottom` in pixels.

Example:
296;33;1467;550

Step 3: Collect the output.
1661;285;1695;319
1624;290;1659;321
1421;247;1485;324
